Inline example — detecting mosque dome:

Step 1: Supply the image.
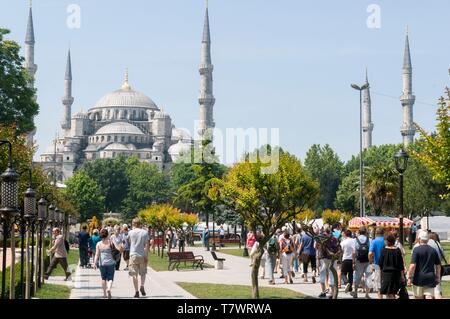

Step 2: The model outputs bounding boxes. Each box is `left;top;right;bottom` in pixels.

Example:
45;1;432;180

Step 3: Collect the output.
104;143;130;151
171;127;192;142
95;122;144;135
168;140;192;161
91;72;158;110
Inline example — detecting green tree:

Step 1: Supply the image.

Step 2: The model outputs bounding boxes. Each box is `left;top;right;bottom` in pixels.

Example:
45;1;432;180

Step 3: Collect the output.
404;157;446;218
64;171;105;221
345;144;400;174
0;29;39;135
172;142;227;222
413;87;450;199
80;155;131;213
304;144;344;211
209;146;319;299
335;170;360;214
121;161;170;221
364;165;397;216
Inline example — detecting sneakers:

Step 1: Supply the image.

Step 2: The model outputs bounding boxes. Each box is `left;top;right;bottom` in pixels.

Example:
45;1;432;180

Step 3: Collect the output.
134;291;140;298
318;292;327;298
140;286;146;297
344;283;351;293
64;272;72;281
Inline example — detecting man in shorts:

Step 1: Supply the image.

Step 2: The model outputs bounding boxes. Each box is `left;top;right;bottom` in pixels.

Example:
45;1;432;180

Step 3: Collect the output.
128;218;149;298
408;231;441;299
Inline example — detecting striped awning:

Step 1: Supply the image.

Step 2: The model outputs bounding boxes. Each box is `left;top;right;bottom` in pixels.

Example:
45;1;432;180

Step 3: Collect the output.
348;216;413;229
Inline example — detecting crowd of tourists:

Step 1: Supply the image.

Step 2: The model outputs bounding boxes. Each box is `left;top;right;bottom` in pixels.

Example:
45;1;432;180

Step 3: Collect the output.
247;223;446;299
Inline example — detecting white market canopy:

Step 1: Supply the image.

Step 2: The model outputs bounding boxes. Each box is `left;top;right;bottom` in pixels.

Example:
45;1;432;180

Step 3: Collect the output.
349;216;413;229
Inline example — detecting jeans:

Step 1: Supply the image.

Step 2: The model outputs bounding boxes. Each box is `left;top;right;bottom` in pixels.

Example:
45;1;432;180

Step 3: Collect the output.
79;246;89;267
293;255;299;272
353;261;369;291
266;254;277;281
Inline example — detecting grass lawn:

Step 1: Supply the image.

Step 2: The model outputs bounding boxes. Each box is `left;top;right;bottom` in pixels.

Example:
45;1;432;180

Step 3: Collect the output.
52;249;80;276
217;248;249;258
148;251;213;272
34;283;71;299
177;282;310;299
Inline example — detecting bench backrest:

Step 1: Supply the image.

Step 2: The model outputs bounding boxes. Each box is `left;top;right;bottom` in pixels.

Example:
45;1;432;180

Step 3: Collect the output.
211;251;218;260
168;251;195;259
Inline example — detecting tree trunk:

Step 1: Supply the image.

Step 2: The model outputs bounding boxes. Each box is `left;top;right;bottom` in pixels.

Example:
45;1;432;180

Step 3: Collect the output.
251;249;262;299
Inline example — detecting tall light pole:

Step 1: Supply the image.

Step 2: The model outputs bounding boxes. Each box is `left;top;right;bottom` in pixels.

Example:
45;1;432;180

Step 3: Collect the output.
395;149;409;245
351;83;369;217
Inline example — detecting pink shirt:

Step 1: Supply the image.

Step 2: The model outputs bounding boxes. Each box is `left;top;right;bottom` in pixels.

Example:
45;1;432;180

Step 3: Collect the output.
53;235;67;258
246;233;256;249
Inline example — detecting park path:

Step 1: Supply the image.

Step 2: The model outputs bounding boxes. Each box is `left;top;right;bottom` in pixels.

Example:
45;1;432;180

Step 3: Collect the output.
68;261;195;299
155;246;383;299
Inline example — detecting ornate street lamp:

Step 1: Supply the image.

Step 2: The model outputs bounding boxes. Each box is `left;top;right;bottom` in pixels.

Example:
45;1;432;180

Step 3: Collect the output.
22;169;36;299
351;83;369;217
37;196;47;288
0;140;20;299
394;149;409;245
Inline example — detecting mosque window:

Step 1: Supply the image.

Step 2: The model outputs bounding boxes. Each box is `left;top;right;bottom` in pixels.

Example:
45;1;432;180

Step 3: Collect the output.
114;136;118;142
121;136;125;142
107;136;111;142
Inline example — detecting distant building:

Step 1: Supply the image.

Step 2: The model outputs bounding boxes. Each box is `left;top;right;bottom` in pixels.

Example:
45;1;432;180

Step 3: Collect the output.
29;4;216;182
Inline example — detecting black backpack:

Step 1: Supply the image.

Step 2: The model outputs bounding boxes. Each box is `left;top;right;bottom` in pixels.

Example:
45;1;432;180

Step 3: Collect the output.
355;237;369;262
64;240;70;252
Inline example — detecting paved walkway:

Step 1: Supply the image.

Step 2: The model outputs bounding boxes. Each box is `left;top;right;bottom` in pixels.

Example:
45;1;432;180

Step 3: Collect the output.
46;245;435;299
0;248;21;269
156;246;382;299
68;264;195;299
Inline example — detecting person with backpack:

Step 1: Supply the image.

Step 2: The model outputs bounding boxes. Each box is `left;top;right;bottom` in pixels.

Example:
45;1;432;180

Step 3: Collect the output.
317;227;339;298
279;232;294;284
352;226;371;299
340;229;355;293
266;233;280;285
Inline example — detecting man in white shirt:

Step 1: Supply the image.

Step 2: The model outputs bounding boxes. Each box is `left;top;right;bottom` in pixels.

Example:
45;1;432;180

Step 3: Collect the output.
340;229;355;293
128;218;149;298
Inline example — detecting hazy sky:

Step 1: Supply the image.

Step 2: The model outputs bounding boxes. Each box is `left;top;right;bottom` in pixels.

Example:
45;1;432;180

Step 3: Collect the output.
1;0;449;163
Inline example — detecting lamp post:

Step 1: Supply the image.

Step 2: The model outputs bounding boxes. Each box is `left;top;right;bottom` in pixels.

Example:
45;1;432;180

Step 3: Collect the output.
394;149;409;245
351;83;369;217
0;140;20;299
22;169;36;299
211;210;216;252
37;196;47;288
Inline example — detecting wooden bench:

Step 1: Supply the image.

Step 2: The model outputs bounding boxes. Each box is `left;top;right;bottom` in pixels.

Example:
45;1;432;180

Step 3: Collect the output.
208;237;241;248
211;251;225;270
167;251;204;271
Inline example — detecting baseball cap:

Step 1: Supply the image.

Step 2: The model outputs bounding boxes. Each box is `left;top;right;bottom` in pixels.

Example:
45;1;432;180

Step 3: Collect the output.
419;231;429;241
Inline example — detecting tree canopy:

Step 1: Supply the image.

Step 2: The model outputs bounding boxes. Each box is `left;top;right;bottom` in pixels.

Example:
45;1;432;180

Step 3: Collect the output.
304;144;344;211
0;29;39;135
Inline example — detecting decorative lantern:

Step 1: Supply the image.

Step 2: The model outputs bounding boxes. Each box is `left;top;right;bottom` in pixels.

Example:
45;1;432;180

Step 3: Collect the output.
24;187;36;219
394;149;409;174
38;197;48;221
0;166;20;218
48;204;55;222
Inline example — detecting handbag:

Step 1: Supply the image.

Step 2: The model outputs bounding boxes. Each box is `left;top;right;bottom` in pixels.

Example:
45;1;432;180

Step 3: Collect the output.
437;243;450;277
